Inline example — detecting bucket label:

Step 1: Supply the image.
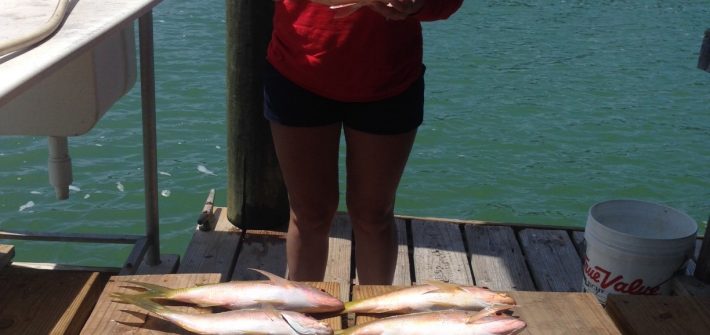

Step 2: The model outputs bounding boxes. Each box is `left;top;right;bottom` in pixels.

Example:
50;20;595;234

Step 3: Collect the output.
582;256;662;304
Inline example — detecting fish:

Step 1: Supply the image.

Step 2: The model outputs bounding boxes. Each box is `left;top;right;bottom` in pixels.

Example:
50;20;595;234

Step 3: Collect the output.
344;281;516;314
114;268;344;313
335;307;526;335
113;293;334;335
197;164;217;176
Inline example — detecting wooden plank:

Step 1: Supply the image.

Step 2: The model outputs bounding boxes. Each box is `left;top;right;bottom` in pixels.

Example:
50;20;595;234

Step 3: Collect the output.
395;214;586;232
509;291;621;335
673;274;710;297
325;214;353;302
410;219;473;284
392;218;411;286
135;254;180;274
231;229;287;280
81;273;221;334
178;208;242;281
518;229;583;292
351;218;410;287
464;225;535;291
571;231;586;260
305;282;343;331
606;295;710;335
0;266;109;335
350;285;405;326
0;244;14;270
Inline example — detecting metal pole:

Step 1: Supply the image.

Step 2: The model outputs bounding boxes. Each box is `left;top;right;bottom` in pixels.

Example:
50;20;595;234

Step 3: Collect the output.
139;11;160;266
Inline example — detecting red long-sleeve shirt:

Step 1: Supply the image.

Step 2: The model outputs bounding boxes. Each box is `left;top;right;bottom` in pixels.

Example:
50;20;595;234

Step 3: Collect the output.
267;0;463;102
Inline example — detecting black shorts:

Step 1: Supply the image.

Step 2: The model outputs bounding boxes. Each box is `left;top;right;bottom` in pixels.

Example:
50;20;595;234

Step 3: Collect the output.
263;62;424;135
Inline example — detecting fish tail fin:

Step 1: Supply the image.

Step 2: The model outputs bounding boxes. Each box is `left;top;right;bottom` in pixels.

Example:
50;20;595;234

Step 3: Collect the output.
111;292;167;316
342;300;359;313
118;280;174;298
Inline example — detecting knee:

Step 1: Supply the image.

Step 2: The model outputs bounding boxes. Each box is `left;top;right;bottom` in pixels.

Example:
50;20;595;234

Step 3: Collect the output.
346;199;395;235
289;196;339;233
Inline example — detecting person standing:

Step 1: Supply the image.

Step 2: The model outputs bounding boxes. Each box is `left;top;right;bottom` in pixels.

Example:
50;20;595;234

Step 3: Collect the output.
264;0;463;284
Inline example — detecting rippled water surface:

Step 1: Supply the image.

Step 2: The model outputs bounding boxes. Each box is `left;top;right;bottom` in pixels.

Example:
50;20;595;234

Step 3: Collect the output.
1;1;708;266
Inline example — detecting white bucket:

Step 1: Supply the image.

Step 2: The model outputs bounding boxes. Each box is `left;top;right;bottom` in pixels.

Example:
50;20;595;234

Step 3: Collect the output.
582;199;697;304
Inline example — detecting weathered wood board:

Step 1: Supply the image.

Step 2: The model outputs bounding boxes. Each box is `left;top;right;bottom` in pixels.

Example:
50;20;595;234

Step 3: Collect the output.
410;219;473;284
571;231;586;260
352;217;410;286
509;291;621;334
518;228;583;292
136;254;180;275
304;282;344;331
606;295;710;335
0;244;13;270
178;208;242;281
464;225;535;291
350;286;620;334
81;273;221;334
350;285;406;326
325;214;353;302
232;229;287;280
0;266;109;335
392;218;411;286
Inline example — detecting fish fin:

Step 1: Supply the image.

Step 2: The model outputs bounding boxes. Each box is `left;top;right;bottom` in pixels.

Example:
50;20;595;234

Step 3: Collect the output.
118;280;173;297
112;292;167;315
342;300;358;313
464;305;517;324
424;280;467;294
281;313;321;335
250;268;292;286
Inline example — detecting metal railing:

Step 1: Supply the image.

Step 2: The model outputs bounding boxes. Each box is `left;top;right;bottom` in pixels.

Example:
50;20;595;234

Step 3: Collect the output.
0;10;161;274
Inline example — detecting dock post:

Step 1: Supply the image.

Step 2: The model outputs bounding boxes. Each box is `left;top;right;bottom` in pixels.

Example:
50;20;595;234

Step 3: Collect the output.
693;29;710;283
226;0;289;230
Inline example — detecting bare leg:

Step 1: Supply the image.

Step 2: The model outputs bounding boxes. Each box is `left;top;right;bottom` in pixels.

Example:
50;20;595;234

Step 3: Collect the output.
344;127;417;284
270;122;342;281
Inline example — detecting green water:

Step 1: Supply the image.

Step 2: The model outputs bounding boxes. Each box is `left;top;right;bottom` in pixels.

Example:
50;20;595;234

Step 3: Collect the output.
1;0;708;267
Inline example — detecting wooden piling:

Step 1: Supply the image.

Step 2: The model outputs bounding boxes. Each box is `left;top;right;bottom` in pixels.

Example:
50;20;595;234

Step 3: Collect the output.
226;0;288;230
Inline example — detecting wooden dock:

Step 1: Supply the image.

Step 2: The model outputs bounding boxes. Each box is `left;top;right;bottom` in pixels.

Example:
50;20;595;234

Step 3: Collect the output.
2;208;708;334
77;208;609;334
174;208;587;295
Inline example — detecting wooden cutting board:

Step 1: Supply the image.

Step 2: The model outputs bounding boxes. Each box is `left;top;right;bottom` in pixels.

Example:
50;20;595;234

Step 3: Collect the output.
0;266;108;335
350;286;621;334
81;273;342;334
606;295;710;335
